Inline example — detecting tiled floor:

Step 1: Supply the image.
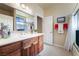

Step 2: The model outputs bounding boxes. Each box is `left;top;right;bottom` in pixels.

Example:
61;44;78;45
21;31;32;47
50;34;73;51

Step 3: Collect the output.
38;44;73;56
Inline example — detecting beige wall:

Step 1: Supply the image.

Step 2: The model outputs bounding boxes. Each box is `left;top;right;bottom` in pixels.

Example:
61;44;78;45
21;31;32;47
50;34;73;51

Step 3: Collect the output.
53;16;70;47
43;4;76;47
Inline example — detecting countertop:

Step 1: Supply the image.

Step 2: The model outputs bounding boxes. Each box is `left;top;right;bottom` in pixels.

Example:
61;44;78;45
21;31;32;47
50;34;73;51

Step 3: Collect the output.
0;33;43;46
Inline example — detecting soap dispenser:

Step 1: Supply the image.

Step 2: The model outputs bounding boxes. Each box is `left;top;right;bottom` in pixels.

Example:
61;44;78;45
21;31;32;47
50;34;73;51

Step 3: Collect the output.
8;29;10;36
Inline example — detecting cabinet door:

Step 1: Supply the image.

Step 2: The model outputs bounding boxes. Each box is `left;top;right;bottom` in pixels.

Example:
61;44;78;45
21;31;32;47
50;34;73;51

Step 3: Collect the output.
33;42;39;55
33;36;39;55
31;37;39;56
22;44;32;56
22;38;32;56
38;35;43;52
0;41;21;56
7;49;21;56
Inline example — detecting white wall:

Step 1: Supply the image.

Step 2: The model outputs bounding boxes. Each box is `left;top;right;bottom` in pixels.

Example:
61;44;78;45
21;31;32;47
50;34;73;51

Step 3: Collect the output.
4;3;44;30
0;14;13;31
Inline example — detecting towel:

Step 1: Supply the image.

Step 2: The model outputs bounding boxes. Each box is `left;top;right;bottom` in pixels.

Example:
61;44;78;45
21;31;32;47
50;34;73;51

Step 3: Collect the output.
58;23;64;33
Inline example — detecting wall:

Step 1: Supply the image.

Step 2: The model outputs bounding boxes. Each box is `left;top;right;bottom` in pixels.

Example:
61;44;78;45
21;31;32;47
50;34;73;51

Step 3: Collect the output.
0;14;13;31
43;4;76;47
4;3;44;30
53;16;70;47
0;4;14;31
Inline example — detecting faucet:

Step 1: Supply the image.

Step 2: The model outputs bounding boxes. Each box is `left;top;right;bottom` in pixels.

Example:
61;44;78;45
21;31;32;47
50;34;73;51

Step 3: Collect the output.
30;22;34;33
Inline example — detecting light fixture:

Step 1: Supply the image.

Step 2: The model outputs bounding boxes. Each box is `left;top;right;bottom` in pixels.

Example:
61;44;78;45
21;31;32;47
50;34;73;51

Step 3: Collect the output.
20;4;26;9
26;6;32;14
16;3;20;6
20;4;33;14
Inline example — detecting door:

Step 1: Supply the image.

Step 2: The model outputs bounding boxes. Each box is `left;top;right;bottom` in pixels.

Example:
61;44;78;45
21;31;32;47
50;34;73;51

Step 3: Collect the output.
43;16;53;45
37;16;42;33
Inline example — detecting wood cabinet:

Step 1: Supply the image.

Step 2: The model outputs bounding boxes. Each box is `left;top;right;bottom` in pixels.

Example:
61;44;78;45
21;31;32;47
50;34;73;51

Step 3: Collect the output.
0;35;43;56
22;38;32;56
22;37;39;56
7;49;21;56
0;41;21;56
31;37;39;56
38;35;43;53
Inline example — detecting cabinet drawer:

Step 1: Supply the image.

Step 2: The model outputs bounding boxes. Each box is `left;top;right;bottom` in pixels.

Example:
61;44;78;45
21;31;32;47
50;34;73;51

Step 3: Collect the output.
0;41;21;55
32;37;38;43
23;38;32;48
7;49;21;56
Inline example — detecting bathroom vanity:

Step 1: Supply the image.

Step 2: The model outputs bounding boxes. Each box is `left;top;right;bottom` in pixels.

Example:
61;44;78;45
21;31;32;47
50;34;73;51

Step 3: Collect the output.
0;33;43;56
0;4;43;56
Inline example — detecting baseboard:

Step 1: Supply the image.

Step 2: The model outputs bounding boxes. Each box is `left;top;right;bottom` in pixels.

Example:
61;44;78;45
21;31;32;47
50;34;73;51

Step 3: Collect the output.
44;42;64;48
53;43;64;48
44;42;54;46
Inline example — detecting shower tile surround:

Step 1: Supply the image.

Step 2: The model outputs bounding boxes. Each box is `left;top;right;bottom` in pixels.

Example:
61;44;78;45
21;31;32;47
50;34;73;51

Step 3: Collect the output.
0;14;13;31
0;14;13;38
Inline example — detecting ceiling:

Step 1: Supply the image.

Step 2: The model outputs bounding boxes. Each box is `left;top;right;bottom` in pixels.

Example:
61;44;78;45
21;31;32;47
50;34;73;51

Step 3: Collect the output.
18;3;77;16
21;3;77;10
37;3;77;16
38;3;77;8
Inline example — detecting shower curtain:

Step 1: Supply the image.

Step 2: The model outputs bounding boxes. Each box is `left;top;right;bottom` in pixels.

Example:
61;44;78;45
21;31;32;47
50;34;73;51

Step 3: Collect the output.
64;16;76;51
64;19;72;51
